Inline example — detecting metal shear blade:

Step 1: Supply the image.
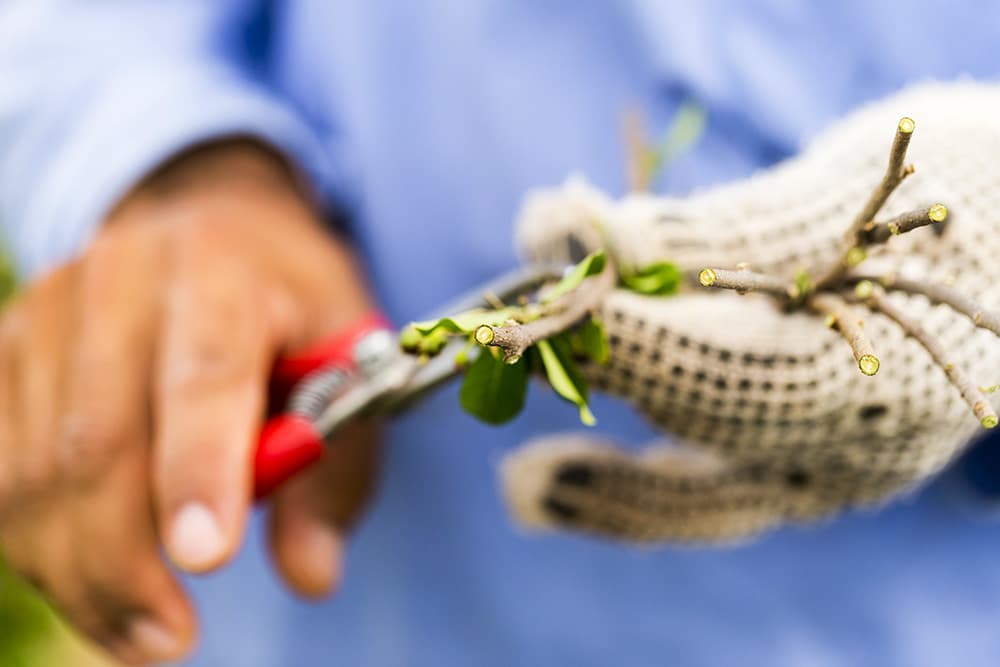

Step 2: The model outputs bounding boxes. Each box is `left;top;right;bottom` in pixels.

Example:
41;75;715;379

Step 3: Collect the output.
312;263;563;440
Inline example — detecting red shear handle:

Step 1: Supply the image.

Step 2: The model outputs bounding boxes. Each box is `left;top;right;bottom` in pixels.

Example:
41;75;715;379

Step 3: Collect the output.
254;415;324;498
254;311;390;499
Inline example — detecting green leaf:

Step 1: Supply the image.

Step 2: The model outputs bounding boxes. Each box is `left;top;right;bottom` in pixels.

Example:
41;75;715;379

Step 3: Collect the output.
572;316;609;364
459;348;529;425
398;325;423;352
792;269;813;300
621;261;682;296
418;328;449;355
0;248;17;308
412;306;521;336
536;335;596;425
647;102;706;176
542;250;606;304
0;559;59;651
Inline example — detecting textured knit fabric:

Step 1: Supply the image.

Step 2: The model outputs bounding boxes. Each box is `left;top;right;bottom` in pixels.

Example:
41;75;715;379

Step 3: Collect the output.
510;82;1000;542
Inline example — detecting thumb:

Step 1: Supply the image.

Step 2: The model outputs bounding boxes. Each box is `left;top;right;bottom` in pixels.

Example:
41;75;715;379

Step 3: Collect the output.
515;176;613;266
266;420;380;599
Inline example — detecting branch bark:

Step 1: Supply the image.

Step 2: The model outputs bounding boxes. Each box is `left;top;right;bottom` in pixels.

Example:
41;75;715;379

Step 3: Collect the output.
623;108;652;192
814;117;916;290
850;273;1000;337
698;267;796;299
689;116;996;428
478;259;618;362
848;117;916;240
861;204;948;244
863;286;998;428
809;292;880;375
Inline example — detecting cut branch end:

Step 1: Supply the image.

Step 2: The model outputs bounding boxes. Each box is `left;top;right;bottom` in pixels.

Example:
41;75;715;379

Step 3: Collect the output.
475;325;495;346
928;203;948;223
809;292;879;377
864;287;998;429
858;354;880;376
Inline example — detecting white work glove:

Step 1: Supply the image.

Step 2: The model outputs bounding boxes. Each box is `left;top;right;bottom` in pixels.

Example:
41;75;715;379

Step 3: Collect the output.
502;80;1000;543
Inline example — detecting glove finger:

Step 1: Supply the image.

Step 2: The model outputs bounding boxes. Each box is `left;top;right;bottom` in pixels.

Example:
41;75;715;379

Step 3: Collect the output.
500;431;936;544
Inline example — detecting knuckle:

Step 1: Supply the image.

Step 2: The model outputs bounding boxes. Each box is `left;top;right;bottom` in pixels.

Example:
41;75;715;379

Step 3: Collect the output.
56;413;129;482
0;307;25;344
85;555;156;606
17;456;59;497
165;334;253;393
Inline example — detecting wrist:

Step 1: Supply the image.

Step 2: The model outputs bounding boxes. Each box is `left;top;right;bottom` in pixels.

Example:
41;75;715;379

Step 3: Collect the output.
108;138;316;224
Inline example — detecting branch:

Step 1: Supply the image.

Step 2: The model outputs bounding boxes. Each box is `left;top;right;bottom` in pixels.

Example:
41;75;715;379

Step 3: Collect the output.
850;272;1000;337
814;117;916;289
623;108;652;192
861;285;998;429
808;292;880;375
861;204;948;245
477;259;617;363
698;267;797;299
849;117;916;241
691;116;996;430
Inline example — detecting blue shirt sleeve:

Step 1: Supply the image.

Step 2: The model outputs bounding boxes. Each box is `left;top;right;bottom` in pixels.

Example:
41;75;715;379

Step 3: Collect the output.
0;1;337;278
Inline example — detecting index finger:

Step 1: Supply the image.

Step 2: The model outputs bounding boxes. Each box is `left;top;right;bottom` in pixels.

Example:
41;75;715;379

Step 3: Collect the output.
153;232;274;573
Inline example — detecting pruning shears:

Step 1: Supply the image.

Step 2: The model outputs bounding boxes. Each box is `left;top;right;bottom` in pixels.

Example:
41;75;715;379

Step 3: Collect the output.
253;264;562;498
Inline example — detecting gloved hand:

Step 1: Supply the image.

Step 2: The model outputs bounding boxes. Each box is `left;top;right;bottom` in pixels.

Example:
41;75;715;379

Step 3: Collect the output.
503;81;1000;543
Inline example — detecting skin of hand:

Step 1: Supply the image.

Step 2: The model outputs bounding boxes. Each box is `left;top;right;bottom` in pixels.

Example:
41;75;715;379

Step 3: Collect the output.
0;139;381;665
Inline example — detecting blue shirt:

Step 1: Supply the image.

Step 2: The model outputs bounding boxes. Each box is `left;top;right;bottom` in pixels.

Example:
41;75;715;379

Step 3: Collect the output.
3;2;1000;665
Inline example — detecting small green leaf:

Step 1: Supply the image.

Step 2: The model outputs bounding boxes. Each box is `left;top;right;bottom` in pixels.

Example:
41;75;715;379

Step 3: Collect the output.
418;328;449;355
542;250;606;304
621;262;682;296
536;335;596;425
792;269;813;300
459;348;529;425
647;102;707;177
0;248;17;308
453;340;475;367
399;325;423;352
572;316;609;364
413;306;521;336
0;559;59;651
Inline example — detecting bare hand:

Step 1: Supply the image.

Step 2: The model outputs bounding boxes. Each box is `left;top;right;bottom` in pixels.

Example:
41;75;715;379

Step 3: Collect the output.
0;141;380;664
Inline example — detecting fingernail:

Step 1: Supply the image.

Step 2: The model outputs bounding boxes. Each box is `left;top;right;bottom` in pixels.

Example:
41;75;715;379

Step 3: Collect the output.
130;618;180;661
285;522;343;598
169;502;224;570
302;526;340;589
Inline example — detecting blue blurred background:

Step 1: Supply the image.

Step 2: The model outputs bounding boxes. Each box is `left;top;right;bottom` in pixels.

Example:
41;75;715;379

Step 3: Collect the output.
3;2;1000;665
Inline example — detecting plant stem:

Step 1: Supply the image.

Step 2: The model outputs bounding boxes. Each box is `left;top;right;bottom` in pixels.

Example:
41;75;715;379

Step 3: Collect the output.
480;258;618;362
698;267;796;299
809;292;880;375
814;117;916;290
861;204;947;244
850;273;1000;337
863;286;998;428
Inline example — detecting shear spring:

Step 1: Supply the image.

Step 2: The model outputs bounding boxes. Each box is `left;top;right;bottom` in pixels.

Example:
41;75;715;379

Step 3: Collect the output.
288;367;351;421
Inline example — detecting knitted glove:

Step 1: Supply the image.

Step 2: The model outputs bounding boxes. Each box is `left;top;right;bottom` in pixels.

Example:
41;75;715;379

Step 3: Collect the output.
502;81;1000;544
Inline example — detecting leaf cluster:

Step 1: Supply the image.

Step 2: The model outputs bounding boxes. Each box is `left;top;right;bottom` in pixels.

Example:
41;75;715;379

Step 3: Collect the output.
401;251;679;426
